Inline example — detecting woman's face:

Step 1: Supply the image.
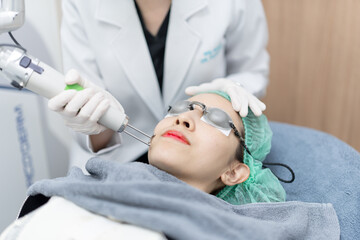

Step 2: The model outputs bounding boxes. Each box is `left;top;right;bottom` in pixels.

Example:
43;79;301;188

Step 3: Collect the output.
148;93;245;193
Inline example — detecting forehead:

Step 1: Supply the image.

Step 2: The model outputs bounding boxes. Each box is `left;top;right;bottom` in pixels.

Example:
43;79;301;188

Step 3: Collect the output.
188;93;243;129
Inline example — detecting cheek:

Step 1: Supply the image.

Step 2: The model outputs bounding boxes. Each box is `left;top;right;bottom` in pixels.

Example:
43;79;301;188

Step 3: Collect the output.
193;129;236;167
148;132;195;173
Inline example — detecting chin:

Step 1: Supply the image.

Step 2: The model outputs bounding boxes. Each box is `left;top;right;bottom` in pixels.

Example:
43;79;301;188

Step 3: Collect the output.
148;143;185;175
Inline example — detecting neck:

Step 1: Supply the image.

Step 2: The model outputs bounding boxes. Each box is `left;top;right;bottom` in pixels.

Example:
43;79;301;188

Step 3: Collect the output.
135;0;171;10
135;0;171;36
179;177;224;194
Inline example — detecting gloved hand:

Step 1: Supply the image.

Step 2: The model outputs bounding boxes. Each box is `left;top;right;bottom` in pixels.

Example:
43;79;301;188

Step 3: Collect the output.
48;69;124;135
185;78;266;117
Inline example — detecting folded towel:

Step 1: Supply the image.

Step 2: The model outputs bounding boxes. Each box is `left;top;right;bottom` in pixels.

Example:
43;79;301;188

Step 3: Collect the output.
28;158;340;240
267;122;360;239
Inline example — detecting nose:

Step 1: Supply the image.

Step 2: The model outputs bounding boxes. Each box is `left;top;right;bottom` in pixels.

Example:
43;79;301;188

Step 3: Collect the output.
175;111;197;131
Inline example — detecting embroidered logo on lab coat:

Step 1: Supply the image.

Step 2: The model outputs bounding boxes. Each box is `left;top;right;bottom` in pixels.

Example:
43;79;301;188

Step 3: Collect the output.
200;43;223;63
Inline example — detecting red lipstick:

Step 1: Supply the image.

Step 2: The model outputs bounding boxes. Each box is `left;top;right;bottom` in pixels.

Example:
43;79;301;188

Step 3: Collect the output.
162;130;190;145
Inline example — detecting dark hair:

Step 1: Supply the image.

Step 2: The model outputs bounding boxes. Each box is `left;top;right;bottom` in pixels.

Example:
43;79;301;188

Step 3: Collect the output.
234;128;245;163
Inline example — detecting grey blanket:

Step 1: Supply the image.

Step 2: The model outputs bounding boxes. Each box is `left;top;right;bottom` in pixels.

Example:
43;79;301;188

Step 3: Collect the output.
28;158;339;240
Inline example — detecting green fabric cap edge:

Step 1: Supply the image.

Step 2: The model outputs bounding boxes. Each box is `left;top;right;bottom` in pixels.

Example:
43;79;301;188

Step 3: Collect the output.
195;90;286;205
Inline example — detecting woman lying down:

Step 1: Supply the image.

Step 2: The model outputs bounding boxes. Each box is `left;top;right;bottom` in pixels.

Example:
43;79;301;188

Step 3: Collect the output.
1;92;339;240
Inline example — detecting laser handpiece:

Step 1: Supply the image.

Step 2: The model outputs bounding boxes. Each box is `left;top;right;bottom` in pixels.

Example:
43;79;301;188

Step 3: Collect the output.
0;46;151;146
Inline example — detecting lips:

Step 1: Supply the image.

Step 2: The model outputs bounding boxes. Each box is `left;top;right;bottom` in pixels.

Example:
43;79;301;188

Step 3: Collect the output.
162;130;190;145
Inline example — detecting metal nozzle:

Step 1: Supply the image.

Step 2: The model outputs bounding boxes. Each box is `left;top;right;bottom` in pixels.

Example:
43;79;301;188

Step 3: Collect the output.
121;124;152;146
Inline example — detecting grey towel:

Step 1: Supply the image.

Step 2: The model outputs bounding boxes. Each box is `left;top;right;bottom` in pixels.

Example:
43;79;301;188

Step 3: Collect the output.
28;158;339;240
267;122;360;239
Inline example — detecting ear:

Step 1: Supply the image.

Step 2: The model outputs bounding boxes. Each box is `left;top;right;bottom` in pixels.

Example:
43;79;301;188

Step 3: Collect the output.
220;161;250;186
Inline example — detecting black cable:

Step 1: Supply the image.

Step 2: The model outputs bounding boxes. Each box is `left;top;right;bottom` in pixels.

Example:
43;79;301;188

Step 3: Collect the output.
0;43;27;53
262;162;295;183
8;32;22;47
1;31;27;52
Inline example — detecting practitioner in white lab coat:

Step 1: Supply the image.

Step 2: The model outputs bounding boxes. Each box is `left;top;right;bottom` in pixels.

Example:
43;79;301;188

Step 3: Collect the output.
49;0;270;166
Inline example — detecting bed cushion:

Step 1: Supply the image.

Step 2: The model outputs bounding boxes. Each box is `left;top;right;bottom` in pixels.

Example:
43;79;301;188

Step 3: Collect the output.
267;122;360;240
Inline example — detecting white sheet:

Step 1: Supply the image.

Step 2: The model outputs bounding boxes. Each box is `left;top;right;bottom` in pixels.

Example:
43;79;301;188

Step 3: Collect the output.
0;197;166;240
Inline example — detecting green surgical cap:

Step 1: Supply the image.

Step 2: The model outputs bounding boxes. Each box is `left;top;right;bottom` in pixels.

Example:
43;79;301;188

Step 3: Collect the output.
199;90;286;205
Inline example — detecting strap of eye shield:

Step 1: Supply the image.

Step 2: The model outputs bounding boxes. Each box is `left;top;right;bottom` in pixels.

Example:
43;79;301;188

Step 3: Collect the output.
168;103;295;183
262;162;295;183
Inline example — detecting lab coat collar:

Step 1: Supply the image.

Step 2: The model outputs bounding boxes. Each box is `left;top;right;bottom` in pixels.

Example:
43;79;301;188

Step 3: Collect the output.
96;0;130;28
96;0;164;121
95;0;208;26
163;0;208;106
173;0;208;20
95;0;208;119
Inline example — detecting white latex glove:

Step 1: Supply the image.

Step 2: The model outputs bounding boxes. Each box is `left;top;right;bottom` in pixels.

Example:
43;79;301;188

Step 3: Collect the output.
48;69;124;135
185;78;266;117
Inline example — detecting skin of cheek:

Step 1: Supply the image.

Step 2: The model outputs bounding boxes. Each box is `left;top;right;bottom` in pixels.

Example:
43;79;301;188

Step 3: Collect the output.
187;128;236;183
148;116;238;185
149;93;244;192
148;118;197;178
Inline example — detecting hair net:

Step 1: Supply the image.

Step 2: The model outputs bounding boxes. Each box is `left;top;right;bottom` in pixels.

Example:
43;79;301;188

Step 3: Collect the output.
199;90;286;205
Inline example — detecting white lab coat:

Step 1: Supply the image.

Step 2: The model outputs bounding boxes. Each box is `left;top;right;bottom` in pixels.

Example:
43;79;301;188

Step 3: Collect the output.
61;0;269;167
